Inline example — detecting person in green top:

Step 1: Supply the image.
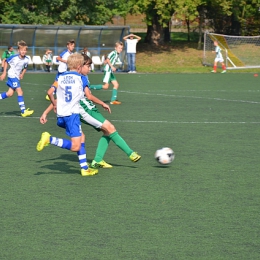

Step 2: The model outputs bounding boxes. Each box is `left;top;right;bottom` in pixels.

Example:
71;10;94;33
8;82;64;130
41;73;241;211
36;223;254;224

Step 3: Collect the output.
1;46;15;72
89;41;123;105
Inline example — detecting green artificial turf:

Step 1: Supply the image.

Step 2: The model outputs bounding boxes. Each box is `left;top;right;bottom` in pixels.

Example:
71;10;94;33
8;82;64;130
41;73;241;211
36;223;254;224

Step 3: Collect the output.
0;72;259;259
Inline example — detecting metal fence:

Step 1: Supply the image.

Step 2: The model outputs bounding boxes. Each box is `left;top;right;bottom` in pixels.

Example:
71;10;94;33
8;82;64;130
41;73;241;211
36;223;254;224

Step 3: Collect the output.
0;24;130;70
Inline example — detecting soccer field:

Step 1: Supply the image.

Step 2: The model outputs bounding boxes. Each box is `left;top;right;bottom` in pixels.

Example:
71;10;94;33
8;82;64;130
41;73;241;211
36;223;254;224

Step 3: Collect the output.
0;72;259;259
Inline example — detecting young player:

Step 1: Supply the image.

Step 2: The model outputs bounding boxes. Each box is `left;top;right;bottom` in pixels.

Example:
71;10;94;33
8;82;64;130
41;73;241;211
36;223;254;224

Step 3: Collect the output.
42;49;53;72
46;39;75;100
211;41;226;73
0;40;34;117
39;55;141;169
36;53;99;177
89;41;123;105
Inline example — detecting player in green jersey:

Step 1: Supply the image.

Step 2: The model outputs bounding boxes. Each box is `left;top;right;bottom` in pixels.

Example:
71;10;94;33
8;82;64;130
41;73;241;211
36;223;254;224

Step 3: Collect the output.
89;41;123;105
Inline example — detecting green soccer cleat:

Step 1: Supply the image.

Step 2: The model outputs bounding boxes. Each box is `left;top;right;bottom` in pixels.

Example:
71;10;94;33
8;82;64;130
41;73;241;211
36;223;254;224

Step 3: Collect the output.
91;160;113;168
21;108;34;117
129;152;141;162
36;132;51;151
81;168;98;176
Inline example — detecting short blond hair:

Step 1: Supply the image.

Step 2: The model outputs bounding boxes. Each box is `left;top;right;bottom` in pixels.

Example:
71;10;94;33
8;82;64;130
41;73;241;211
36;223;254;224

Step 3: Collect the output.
115;41;123;47
17;40;27;49
67;53;83;69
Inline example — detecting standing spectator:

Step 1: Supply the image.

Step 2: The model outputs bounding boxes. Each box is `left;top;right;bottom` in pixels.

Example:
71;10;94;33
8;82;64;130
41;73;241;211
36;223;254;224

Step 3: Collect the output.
42;49;53;72
123;33;141;73
1;46;15;72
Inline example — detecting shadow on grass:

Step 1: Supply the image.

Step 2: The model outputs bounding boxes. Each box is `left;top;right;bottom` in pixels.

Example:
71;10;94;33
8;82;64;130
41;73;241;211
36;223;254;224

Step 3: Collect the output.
153;165;172;168
0;110;22;117
35;153;138;175
36;161;78;175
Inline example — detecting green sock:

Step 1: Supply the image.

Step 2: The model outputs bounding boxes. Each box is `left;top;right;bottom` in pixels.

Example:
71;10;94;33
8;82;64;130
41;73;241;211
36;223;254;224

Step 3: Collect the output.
90;84;103;90
94;135;110;162
110;131;133;156
111;88;118;101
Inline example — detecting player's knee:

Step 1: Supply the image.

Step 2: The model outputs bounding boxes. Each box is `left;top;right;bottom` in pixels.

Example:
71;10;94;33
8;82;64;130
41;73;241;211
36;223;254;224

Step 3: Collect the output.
70;141;81;152
113;83;119;89
102;84;109;89
71;144;81;152
109;124;116;133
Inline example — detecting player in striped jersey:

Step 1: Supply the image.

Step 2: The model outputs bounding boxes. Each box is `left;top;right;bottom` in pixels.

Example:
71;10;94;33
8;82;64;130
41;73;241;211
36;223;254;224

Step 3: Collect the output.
90;41;123;105
0;40;34;117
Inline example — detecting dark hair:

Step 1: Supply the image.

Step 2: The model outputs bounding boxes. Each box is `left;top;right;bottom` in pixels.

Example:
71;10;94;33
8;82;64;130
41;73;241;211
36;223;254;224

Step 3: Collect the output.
8;46;13;50
67;39;75;45
82;53;92;65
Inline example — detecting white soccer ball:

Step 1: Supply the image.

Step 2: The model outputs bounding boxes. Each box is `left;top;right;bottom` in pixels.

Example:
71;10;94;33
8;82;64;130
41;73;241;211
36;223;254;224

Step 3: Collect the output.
155;147;175;165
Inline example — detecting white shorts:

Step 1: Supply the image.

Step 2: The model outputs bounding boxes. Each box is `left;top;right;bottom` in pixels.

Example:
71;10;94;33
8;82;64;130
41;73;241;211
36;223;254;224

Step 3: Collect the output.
214;57;224;63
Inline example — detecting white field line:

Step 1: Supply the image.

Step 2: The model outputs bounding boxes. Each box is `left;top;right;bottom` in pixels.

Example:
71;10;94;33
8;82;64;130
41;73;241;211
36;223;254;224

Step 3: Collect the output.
120;90;260;104
1;86;259;123
18;81;260;104
0;115;259;124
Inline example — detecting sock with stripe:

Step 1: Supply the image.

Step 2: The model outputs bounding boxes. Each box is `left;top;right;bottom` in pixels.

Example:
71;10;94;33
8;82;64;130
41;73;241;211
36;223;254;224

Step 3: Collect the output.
17;95;25;113
50;136;72;150
77;143;88;170
0;92;8;100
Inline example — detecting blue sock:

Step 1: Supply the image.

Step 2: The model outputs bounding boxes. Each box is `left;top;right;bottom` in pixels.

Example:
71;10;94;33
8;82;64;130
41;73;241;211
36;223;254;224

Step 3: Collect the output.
17;96;25;113
50;137;72;150
0;92;7;99
77;143;88;170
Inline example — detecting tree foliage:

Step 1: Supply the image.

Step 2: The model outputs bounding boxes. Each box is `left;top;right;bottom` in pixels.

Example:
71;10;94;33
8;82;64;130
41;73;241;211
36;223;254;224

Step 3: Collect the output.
0;0;259;45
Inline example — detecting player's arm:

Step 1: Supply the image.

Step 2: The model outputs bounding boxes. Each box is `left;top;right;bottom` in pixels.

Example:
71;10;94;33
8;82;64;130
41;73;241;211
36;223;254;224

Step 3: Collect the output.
0;59;8;80
40;103;54;124
85;87;111;113
57;56;67;63
105;57;116;72
20;64;28;79
47;86;57;112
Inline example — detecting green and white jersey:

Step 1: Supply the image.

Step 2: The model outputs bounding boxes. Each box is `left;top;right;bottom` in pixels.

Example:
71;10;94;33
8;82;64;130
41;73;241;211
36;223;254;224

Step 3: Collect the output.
79;76;97;111
103;50;119;72
215;46;223;60
2;50;15;59
79;97;96;111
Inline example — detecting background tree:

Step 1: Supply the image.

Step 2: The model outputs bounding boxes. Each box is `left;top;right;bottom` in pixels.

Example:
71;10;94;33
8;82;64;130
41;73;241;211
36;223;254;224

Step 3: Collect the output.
173;0;205;42
131;0;175;45
0;0;116;25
